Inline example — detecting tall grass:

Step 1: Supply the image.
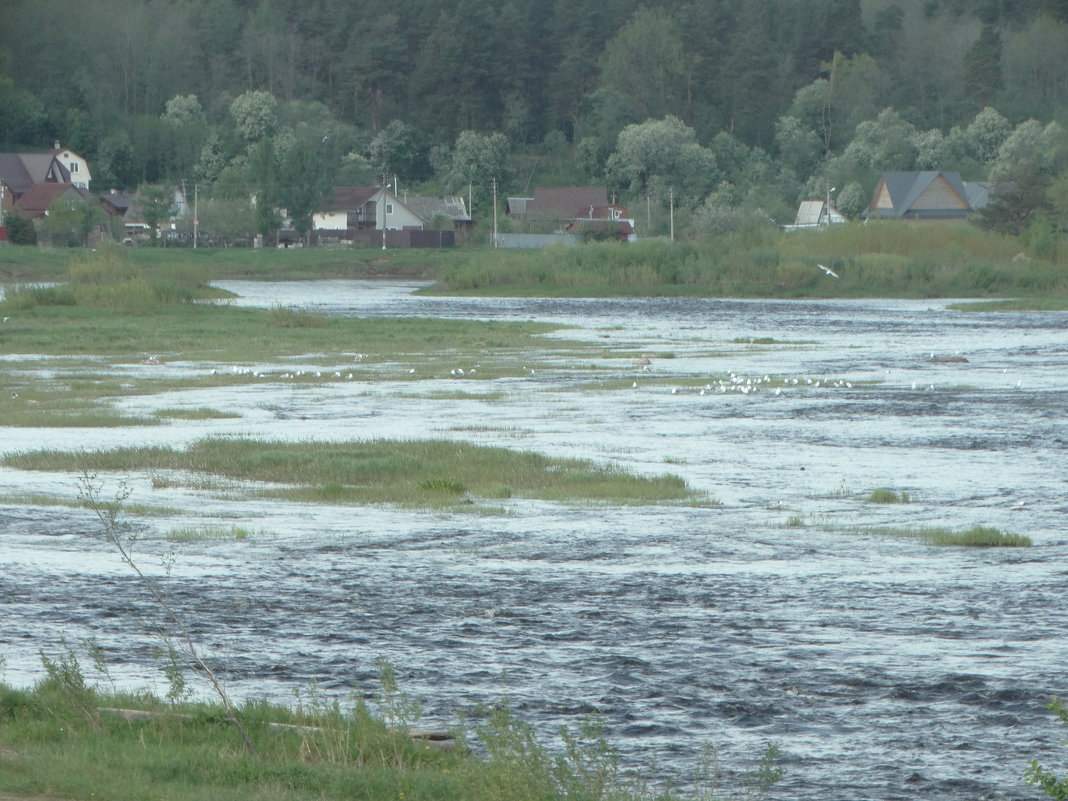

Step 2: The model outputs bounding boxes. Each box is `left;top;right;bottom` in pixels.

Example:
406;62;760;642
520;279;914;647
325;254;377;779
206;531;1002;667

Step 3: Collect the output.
1;437;704;508
2;248;226;314
432;223;1068;299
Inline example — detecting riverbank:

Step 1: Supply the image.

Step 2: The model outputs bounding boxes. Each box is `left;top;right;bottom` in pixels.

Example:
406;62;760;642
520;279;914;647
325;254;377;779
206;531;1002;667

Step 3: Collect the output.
3;659;748;801
2;222;1067;306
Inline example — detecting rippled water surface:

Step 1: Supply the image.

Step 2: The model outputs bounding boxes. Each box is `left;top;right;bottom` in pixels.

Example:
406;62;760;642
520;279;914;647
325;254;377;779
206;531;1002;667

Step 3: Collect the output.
2;282;1066;800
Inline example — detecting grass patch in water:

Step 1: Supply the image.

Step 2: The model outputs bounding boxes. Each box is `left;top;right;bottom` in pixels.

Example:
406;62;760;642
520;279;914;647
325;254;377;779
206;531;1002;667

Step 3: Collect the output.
922;525;1031;547
784;515;805;527
165;525;261;541
853;524;1031;547
0;492;181;516
948;297;1068;311
2;437;706;509
865;487;910;504
154;407;242;420
416;390;508;401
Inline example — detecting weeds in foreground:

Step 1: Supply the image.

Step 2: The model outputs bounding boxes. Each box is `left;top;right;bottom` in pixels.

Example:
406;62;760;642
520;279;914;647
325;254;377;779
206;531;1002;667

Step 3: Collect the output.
1026;697;1068;800
0;659;784;801
77;473;259;755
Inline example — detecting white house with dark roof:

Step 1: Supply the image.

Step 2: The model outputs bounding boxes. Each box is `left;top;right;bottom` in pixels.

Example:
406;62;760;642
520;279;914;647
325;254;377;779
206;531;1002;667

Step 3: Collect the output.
50;141;91;190
314;186;472;239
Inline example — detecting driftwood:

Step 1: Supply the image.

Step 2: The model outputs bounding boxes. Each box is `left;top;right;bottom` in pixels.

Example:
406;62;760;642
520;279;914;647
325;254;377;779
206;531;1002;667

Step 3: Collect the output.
97;707;457;751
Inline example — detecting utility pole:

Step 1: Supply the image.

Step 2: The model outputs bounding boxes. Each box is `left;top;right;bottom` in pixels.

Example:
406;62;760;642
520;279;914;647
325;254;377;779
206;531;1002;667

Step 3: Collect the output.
193;183;198;249
492;177;498;247
380;174;389;251
669;186;674;242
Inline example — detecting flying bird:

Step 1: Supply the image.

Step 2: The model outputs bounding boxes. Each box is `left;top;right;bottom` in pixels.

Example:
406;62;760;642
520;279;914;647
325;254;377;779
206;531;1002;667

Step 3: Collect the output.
817;263;839;278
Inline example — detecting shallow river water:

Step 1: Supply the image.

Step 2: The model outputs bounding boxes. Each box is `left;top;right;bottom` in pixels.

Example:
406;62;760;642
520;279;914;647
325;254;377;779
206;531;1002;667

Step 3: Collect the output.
1;282;1066;800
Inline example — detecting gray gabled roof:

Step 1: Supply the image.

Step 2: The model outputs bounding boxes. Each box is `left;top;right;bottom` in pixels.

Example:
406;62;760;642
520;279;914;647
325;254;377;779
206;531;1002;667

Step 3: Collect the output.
868;171;972;219
403;194;471;223
323;186;380;212
505;197;531;216
0;152;71;196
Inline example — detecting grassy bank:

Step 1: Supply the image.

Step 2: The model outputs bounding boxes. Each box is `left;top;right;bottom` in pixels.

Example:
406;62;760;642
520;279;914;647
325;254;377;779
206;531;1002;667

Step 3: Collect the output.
0;243;463;283
0;249;566;361
0;652;783;801
1;437;703;508
5;223;1068;304
431;224;1068;302
0;666;626;801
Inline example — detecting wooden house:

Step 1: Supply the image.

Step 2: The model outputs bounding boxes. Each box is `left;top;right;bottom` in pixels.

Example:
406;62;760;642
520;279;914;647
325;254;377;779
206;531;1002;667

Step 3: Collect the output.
864;171;984;221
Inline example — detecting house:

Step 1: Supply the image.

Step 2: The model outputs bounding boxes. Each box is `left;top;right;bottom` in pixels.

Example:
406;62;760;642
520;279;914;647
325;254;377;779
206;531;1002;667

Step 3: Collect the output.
784;199;846;230
507;186;635;238
400;193;473;230
50;141;91;190
0;151;71;207
14;182;90;219
121;186;189;241
564;204;636;242
864;171;988;221
0;143;96;240
313;186;471;245
507;186;609;226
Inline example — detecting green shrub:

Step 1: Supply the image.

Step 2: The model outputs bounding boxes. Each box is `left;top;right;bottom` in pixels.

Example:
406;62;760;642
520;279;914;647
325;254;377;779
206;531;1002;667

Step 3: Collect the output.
5;212;37;245
866;488;909;503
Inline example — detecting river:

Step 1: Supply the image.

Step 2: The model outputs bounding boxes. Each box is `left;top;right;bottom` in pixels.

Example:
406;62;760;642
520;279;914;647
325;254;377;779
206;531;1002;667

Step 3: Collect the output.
1;281;1065;799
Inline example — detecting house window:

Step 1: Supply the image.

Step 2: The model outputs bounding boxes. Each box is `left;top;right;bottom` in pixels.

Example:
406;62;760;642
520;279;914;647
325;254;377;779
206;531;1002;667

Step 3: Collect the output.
70;162;79;173
385;203;394;215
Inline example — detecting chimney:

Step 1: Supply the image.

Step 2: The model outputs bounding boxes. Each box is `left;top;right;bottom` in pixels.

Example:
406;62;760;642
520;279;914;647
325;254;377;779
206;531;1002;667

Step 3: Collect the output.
54;140;61;150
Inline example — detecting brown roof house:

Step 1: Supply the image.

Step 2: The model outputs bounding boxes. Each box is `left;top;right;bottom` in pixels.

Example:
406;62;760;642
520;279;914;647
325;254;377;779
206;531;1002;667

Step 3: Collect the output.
506;186;633;237
0;141;90;202
864;171;989;221
565;204;636;242
14;183;90;219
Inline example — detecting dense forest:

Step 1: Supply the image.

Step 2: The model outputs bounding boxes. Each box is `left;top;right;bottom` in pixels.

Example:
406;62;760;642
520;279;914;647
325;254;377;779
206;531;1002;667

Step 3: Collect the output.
3;0;1068;240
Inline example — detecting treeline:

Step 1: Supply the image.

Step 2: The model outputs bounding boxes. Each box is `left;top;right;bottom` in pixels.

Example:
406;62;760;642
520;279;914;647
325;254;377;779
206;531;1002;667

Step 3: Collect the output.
3;0;1068;243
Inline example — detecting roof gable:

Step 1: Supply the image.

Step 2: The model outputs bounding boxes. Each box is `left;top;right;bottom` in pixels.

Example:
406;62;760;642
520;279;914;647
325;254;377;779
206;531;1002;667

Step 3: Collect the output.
868;171;972;219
